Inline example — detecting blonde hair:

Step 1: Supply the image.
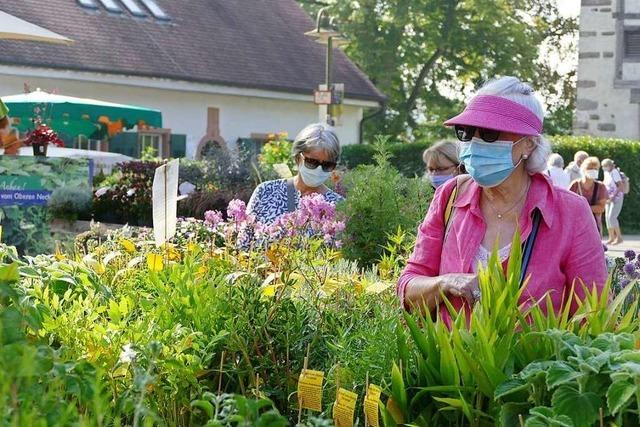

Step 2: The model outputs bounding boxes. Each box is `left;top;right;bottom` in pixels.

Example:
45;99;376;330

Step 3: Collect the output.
581;156;600;170
422;140;460;168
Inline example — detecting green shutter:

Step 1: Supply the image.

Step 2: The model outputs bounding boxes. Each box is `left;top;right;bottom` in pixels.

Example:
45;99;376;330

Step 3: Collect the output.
170;134;187;158
110;132;140;157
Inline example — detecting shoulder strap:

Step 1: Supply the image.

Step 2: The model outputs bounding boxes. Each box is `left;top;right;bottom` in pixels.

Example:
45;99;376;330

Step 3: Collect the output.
443;175;472;239
590;182;599;206
520;208;542;286
286;178;297;213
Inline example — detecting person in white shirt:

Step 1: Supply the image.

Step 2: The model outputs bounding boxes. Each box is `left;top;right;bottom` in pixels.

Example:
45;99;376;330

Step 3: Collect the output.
564;150;589;183
546;153;571;189
602;158;625;245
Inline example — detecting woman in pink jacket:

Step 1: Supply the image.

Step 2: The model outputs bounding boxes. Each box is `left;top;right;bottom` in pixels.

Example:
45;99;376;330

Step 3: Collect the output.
398;77;607;321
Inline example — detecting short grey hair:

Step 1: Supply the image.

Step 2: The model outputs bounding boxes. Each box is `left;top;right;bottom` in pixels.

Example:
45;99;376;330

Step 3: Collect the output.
548;153;564;169
291;123;341;163
477;76;550;174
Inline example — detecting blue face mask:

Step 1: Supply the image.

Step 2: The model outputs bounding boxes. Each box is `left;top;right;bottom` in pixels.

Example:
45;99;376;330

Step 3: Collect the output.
459;137;526;188
428;174;454;188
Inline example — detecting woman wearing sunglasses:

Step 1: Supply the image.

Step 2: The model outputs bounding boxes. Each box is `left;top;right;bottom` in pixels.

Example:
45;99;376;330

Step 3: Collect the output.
247;122;343;225
397;76;607;324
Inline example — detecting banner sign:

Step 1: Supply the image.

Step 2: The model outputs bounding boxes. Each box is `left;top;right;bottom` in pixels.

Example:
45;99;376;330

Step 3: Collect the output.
0;157;92;206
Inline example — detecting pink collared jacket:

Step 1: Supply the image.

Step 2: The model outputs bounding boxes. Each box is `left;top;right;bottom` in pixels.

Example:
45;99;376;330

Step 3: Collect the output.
397;173;608;321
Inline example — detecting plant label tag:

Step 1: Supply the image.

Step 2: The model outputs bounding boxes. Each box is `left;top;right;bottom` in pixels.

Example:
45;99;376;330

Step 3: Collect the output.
297;369;324;412
152;159;179;246
333;388;357;427
364;384;382;427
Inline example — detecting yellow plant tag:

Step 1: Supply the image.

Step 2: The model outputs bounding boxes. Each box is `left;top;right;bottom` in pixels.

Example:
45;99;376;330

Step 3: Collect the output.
297;369;324;412
146;254;164;271
364;384;382;427
332;388;357;427
119;239;136;254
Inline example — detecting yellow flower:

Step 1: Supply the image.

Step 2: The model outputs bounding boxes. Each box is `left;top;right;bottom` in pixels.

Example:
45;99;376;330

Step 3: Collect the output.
262;284;281;298
119;239;136;254
147;254;164;272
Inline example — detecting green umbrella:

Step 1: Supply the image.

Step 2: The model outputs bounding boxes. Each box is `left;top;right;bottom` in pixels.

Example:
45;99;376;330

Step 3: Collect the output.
2;89;162;139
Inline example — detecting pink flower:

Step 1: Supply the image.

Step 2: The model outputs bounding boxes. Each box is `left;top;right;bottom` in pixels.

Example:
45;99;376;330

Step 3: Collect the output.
227;199;248;222
204;210;223;228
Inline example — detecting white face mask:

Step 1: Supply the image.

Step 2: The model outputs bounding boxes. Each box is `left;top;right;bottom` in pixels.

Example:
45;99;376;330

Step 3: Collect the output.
298;163;331;187
585;169;599;180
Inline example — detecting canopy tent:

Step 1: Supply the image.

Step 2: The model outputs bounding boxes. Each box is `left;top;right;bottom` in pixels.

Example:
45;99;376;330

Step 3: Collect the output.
3;89;163;140
0;10;73;44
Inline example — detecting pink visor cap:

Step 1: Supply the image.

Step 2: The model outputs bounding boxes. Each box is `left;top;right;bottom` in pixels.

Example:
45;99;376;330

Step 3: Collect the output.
444;95;543;136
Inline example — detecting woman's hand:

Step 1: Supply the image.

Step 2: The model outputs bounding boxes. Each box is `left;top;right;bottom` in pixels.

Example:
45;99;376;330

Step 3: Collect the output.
405;273;480;314
439;273;480;306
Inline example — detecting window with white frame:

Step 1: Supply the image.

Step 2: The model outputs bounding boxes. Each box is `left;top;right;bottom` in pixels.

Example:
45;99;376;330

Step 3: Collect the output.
139;133;163;157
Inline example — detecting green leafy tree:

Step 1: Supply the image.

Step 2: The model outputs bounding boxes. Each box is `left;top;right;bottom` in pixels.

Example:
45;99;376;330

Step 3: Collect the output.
298;0;577;139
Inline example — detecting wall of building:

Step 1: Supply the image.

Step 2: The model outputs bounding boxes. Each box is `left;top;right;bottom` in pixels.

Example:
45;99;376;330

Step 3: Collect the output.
0;71;368;158
576;0;640;139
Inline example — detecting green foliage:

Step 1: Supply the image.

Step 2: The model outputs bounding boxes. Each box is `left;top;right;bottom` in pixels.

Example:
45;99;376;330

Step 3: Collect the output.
48;184;92;221
258;133;294;173
498;330;640;426
551;136;640;232
338;138;432;266
297;0;576;140
0;206;54;255
341;140;431;177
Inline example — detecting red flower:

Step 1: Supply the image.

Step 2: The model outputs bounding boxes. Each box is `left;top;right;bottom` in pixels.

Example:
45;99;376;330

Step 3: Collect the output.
24;124;65;147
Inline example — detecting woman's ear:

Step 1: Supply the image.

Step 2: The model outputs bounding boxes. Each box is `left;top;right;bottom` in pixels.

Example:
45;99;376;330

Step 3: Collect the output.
523;136;537;157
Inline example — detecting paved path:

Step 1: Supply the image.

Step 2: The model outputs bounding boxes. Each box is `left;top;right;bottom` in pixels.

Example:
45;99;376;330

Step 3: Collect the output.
604;235;640;258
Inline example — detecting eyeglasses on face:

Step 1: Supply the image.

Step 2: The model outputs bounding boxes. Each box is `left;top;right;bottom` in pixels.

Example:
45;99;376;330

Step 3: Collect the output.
301;154;337;172
454;125;501;143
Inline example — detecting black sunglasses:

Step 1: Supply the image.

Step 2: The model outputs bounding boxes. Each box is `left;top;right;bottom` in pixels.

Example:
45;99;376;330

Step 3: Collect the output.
301;154;337;172
454;125;501;143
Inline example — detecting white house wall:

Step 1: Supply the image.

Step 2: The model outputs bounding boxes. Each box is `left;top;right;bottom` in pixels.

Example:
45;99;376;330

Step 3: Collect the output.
0;72;366;158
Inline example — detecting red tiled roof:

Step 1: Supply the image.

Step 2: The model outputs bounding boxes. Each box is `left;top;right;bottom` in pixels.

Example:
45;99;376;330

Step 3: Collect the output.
0;0;385;102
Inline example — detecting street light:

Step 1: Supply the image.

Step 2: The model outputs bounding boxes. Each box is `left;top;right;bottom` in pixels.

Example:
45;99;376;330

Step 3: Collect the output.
305;8;348;124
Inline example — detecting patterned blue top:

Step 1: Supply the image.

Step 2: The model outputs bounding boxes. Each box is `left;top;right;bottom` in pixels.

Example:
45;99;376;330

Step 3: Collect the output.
247;179;344;225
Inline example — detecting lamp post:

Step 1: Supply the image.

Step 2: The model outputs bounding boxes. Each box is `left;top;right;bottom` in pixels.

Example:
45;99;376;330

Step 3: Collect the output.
305;8;348;124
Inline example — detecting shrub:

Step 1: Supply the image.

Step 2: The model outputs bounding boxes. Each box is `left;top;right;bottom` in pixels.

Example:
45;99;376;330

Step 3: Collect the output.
338;139;432;266
341;140;431;177
551;136;640;232
48;185;92;221
178;185;253;220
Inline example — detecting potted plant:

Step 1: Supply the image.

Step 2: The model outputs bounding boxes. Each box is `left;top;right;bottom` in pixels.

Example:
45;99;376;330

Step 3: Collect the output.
24;124;64;156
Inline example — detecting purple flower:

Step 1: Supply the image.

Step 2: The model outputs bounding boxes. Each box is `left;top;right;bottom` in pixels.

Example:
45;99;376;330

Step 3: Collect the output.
204;210;223;228
623;262;637;277
620;278;631;288
624;250;636;260
227;199;248;222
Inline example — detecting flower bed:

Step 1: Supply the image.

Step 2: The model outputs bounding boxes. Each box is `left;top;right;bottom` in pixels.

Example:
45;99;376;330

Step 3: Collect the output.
0;193;638;425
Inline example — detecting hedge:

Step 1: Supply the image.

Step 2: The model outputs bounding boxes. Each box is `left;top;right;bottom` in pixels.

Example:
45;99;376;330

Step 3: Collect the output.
551;136;640;233
341;141;431;177
342;136;640;232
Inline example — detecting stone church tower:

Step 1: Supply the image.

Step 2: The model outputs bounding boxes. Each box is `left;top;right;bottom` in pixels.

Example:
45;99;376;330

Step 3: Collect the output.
575;0;640;138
